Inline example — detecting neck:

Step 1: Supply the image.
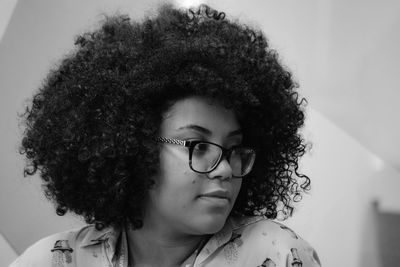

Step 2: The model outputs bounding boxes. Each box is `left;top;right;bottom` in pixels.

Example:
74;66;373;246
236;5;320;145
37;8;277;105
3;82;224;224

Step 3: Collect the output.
127;223;206;267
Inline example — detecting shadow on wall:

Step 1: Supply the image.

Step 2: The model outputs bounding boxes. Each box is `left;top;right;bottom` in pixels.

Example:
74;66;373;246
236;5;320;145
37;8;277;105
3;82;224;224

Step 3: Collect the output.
376;203;400;267
360;201;400;267
0;232;17;266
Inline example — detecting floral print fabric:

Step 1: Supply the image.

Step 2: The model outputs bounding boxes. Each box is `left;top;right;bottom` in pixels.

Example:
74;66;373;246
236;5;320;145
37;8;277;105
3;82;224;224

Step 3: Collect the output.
10;216;321;267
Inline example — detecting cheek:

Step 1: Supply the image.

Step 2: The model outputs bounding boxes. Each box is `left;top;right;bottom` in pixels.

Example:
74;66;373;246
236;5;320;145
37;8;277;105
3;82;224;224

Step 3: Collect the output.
232;179;242;201
160;148;192;175
159;169;199;201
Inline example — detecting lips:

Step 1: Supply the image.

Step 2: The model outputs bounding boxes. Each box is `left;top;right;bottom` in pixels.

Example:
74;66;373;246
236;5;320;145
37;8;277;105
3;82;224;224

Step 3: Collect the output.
198;190;230;201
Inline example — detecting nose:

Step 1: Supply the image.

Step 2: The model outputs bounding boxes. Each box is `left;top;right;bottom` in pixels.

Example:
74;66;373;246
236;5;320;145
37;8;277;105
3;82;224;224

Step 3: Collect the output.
207;158;233;180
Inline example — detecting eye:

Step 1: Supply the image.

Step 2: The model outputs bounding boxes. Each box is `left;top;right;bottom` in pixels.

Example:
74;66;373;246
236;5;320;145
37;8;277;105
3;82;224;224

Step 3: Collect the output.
226;143;242;151
194;142;210;153
224;136;243;149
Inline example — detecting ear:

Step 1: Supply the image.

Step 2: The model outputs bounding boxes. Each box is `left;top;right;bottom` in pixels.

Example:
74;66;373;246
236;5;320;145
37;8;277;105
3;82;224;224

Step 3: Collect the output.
148;174;160;189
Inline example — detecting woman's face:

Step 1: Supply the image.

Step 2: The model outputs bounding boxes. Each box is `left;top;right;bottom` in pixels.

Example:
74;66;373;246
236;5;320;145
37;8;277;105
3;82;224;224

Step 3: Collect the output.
145;96;243;237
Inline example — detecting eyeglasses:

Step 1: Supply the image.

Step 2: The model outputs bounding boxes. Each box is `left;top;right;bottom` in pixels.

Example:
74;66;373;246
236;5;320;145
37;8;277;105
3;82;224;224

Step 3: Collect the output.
156;137;256;178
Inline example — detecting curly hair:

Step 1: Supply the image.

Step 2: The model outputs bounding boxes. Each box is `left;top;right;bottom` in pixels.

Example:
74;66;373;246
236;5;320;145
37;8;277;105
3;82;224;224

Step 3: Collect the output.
20;4;310;230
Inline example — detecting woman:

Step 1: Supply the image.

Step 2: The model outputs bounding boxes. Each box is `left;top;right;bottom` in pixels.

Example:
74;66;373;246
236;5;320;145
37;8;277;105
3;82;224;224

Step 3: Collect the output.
12;4;320;267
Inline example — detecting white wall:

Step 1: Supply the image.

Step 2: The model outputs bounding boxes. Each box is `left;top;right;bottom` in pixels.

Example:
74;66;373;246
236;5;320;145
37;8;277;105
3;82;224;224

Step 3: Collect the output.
0;0;18;43
0;233;18;266
285;108;399;267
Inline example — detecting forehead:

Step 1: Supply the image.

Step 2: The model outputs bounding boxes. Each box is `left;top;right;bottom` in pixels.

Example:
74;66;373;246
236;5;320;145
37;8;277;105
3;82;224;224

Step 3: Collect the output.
160;96;240;136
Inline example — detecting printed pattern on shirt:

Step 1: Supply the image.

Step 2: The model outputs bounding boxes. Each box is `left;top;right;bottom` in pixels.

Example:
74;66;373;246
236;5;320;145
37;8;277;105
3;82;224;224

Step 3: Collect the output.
51;240;73;267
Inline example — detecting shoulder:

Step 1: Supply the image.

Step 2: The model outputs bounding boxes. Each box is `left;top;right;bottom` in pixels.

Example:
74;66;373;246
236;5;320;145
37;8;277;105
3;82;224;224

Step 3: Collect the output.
231;216;303;241
229;216;321;266
9;225;95;267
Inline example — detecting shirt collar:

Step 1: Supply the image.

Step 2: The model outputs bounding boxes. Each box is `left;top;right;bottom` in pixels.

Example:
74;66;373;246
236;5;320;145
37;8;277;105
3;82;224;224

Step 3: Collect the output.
79;225;121;249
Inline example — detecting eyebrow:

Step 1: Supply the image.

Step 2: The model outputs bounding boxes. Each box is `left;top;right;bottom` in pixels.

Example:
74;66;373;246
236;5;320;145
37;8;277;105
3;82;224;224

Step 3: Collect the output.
176;124;242;137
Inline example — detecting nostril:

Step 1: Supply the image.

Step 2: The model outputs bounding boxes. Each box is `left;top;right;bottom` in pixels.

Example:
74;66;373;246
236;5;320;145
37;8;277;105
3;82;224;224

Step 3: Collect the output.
208;174;232;180
207;159;233;180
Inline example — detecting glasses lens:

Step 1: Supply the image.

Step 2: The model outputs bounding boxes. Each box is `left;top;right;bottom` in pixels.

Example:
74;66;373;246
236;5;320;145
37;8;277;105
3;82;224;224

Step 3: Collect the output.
191;142;256;177
191;142;222;173
230;147;256;177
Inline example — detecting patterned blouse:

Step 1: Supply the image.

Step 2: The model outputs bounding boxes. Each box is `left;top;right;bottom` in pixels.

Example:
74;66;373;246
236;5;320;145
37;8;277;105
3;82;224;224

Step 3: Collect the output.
10;216;321;267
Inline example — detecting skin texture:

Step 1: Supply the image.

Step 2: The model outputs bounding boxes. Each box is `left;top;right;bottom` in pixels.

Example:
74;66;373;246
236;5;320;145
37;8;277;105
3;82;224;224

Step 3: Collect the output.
128;96;242;266
150;96;242;235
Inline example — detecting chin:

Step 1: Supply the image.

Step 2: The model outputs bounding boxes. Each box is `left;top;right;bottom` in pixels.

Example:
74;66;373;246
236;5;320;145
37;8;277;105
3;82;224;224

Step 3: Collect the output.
194;213;228;234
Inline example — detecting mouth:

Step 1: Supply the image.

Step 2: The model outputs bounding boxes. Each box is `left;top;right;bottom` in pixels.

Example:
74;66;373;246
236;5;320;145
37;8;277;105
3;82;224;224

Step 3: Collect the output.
198;190;231;204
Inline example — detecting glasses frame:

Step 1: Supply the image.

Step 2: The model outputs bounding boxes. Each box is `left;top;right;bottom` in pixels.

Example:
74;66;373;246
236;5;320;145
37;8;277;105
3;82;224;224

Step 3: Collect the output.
156;137;256;178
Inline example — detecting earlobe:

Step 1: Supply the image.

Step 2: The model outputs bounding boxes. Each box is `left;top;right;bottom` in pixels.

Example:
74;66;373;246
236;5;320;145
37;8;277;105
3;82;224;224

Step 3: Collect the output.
148;174;159;189
149;179;156;189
